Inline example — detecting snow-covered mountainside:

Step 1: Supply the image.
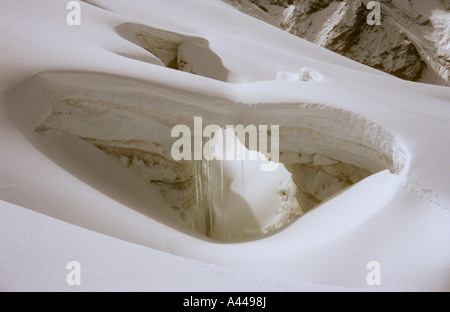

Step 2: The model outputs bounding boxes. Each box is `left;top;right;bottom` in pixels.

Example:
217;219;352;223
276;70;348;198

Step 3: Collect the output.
0;0;449;291
223;0;450;86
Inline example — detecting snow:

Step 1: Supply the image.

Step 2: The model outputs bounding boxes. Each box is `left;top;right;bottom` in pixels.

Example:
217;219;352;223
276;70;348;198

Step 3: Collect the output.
1;199;351;292
276;67;323;82
0;0;449;291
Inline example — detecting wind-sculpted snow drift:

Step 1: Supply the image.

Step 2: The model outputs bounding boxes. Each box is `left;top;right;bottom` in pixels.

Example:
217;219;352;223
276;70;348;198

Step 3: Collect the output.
116;23;229;82
8;72;408;241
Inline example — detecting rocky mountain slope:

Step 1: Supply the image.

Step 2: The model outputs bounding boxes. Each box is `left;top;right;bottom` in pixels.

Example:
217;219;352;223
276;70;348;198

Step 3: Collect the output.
223;0;450;86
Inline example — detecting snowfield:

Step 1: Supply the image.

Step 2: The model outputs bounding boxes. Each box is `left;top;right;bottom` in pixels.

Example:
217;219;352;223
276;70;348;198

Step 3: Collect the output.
0;0;449;291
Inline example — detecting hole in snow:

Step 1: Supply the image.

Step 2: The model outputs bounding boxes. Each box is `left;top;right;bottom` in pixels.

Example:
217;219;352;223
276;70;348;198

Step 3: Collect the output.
7;72;409;242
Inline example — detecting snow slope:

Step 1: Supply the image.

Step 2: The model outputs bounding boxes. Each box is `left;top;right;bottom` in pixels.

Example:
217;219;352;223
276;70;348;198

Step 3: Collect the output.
0;0;449;291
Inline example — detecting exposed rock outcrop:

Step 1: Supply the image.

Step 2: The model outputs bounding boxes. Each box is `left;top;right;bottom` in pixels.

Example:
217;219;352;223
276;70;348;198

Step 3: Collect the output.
224;0;450;85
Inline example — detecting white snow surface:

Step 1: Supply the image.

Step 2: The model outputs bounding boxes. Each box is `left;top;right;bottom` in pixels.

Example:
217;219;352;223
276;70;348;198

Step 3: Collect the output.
0;0;449;291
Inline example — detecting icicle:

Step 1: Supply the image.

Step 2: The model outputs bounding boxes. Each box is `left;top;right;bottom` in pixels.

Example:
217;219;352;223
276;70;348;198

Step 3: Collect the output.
191;129;214;236
220;158;224;230
241;158;245;197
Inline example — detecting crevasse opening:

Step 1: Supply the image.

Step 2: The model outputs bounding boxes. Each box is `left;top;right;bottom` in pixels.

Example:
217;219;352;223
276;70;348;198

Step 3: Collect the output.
10;72;409;241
